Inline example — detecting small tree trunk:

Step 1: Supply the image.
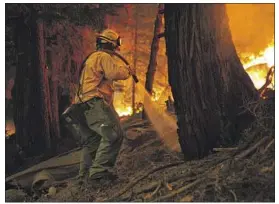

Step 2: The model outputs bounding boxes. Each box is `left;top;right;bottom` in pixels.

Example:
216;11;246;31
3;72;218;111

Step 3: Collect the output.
145;4;164;93
164;4;259;160
143;4;164;119
132;5;139;115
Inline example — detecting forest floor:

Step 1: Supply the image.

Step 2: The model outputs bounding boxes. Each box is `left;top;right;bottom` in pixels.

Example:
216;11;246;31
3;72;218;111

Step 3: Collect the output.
6;99;275;202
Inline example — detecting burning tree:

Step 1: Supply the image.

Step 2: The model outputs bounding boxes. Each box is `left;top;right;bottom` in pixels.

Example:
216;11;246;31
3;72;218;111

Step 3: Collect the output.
164;4;259;160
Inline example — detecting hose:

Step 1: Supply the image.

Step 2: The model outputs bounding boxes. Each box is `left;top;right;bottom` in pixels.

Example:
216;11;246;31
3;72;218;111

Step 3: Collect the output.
99;49;139;83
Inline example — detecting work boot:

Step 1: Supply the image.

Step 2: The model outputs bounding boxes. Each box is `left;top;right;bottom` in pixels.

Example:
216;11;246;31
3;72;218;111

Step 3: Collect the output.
87;171;118;187
71;172;89;186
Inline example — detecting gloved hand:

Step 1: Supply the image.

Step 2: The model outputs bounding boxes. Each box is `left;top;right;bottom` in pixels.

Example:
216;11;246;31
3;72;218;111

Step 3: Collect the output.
127;65;136;76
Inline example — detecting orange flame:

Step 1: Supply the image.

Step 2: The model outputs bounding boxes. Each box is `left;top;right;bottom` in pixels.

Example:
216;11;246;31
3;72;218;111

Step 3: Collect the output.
240;41;274;89
5;120;15;136
114;41;274;116
115;106;133;117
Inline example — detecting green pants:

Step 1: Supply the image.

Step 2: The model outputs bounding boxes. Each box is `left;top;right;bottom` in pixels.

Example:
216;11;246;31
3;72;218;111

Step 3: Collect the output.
77;98;124;178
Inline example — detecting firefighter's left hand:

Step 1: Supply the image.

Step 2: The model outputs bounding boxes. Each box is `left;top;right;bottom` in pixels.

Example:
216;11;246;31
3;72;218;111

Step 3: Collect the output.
128;66;136;76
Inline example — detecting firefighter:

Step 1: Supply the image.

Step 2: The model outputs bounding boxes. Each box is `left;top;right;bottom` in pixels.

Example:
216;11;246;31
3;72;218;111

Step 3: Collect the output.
71;29;134;184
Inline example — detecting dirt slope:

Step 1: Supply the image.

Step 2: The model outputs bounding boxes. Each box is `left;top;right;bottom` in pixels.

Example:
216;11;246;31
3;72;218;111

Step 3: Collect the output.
6;99;274;202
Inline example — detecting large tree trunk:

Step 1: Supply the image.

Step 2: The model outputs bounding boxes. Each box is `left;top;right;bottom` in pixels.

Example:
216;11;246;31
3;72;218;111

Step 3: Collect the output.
164;4;259;160
48;51;61;146
13;8;52;156
30;6;52;153
13;16;33;153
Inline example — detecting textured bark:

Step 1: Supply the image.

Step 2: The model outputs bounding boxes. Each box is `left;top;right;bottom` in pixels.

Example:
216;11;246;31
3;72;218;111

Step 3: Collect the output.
13;8;52;155
49;52;61;142
35;17;52;151
13;16;33;153
143;4;164;119
164;4;259;160
145;3;164;94
132;5;138;115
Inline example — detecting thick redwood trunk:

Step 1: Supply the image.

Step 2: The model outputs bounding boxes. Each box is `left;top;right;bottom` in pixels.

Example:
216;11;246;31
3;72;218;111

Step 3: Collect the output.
164;4;259;160
36;18;52;151
13;16;33;153
13;8;51;155
49;52;61;143
29;6;52;153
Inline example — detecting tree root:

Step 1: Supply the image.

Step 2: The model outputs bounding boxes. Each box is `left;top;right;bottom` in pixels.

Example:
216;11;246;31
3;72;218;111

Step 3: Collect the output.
103;161;184;201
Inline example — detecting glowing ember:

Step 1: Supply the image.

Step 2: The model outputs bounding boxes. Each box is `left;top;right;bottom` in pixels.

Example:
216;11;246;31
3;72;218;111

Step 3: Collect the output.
240;41;274;89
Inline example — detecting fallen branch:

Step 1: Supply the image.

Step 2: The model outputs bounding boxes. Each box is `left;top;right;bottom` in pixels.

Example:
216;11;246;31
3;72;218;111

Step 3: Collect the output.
229;189;237;202
103;161;184;201
143;181;162;200
213;147;238;152
235;136;270;161
259;66;274;96
153;177;205;202
263;138;274;154
134;173;198;197
133;181;159;195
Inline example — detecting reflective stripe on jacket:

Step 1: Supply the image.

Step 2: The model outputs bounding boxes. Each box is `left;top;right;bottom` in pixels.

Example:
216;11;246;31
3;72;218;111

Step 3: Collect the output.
74;51;130;105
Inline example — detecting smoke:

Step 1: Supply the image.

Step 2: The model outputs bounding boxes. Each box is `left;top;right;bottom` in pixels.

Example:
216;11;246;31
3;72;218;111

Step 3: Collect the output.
226;4;274;54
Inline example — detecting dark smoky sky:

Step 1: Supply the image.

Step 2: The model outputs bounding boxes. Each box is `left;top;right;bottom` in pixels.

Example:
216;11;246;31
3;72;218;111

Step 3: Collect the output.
226;4;274;54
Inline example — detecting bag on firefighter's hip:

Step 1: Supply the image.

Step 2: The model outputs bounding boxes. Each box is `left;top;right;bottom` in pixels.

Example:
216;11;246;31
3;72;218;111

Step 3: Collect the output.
61;105;87;143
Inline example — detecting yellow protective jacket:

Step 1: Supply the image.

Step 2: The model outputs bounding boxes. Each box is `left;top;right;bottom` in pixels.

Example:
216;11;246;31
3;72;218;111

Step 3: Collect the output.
74;51;130;105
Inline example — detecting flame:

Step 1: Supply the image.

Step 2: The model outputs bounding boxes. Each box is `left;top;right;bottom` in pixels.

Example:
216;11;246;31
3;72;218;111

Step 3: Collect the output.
241;43;274;69
5;120;15;136
114;42;274;116
151;88;162;102
240;42;274;89
115;106;133;117
246;68;268;89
